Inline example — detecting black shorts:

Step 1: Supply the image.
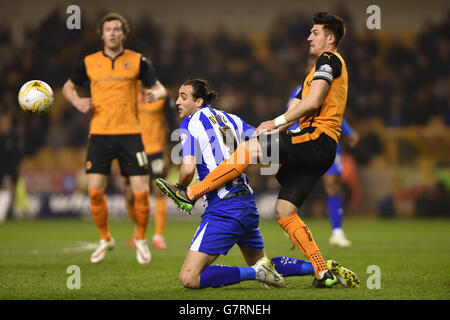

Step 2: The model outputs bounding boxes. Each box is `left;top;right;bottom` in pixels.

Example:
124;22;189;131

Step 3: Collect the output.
123;152;166;182
85;134;148;176
147;152;166;179
258;127;337;208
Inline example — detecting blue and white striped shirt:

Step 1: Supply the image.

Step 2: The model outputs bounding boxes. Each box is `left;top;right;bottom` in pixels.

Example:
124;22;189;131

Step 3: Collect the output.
179;105;255;208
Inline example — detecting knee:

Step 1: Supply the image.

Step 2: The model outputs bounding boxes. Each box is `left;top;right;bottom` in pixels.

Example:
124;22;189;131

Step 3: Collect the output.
179;270;200;289
88;188;105;205
275;200;298;220
274;210;283;220
129;176;150;193
274;209;291;221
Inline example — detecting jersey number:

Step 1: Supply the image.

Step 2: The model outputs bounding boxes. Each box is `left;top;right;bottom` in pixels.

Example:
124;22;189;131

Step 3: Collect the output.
135;151;148;167
219;125;238;155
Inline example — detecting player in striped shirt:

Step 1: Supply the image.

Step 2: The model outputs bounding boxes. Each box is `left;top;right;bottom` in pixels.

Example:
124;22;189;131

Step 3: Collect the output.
158;79;358;289
169;79;285;288
157;13;360;288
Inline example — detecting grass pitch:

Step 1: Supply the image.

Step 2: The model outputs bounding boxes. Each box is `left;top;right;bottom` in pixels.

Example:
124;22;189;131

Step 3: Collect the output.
0;217;449;300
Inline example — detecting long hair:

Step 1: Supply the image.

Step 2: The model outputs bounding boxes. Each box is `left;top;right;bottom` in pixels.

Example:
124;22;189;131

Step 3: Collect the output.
183;79;219;106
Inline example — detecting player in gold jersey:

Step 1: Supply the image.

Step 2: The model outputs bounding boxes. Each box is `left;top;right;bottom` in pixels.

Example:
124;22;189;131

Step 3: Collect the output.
125;86;177;250
63;13;166;264
157;12;359;288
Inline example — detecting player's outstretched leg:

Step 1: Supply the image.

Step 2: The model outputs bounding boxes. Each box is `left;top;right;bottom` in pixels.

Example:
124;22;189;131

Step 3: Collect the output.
155;178;195;212
277;211;338;288
186;142;252;200
327;260;360;288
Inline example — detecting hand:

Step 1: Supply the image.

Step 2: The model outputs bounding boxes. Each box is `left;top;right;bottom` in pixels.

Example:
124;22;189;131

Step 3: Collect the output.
142;89;158;103
253;120;276;137
348;132;360;148
74;97;92;114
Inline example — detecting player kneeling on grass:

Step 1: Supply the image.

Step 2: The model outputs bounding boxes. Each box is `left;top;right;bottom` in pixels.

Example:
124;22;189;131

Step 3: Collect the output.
164;79;358;289
157;13;361;288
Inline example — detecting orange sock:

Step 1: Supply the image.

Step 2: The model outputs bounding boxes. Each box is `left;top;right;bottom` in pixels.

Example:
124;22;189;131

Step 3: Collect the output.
154;197;167;236
187;143;251;200
277;213;328;278
126;199;137;226
134;190;150;240
88;188;111;241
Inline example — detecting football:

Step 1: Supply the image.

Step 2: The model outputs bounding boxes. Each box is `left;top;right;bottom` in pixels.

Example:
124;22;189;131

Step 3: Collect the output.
18;80;54;114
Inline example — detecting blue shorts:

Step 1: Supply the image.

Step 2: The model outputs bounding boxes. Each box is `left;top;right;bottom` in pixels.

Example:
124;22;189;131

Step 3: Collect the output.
189;195;265;255
325;143;342;176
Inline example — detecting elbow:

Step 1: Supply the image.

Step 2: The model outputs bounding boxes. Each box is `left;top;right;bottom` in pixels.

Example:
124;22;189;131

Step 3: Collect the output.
307;99;322;111
62;81;73;100
157;81;167;99
161;85;167;97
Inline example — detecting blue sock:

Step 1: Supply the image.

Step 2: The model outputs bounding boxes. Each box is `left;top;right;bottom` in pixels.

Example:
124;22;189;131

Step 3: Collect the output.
199;265;255;288
327;195;343;230
238;266;257;281
271;256;314;276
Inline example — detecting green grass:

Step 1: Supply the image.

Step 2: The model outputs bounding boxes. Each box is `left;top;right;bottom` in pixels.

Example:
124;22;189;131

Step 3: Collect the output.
0;217;449;300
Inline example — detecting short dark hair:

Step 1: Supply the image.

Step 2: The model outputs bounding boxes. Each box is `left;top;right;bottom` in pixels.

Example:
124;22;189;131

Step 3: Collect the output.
183;79;219;106
313;12;346;47
97;12;130;36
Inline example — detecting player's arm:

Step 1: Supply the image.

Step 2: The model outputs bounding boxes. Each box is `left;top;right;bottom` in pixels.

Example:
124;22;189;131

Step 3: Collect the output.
254;81;329;135
178;155;196;187
255;52;341;135
277;84;303;132
62;61;92;114
139;56;166;103
142;80;166;103
276;96;303;132
285;80;329;123
178;121;198;187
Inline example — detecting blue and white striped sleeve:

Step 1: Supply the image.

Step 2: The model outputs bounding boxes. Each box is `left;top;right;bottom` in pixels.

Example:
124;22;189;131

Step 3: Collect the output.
241;120;256;141
179;118;196;157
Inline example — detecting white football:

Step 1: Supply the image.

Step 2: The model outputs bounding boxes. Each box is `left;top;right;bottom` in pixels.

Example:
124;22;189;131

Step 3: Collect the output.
18;80;54;114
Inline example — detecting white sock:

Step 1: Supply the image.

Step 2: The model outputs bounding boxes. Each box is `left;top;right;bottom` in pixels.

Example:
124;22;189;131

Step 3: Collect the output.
252;266;265;281
332;228;344;237
153;234;164;241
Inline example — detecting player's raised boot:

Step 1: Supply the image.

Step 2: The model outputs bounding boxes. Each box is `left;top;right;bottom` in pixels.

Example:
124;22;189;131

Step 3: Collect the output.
329;233;352;247
326;260;360;288
152;235;167;250
311;270;338;288
253;257;287;288
90;238;115;264
134;239;151;264
155;178;195;212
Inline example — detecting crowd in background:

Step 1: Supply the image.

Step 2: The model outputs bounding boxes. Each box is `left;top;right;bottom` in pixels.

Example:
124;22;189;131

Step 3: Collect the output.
0;7;449;215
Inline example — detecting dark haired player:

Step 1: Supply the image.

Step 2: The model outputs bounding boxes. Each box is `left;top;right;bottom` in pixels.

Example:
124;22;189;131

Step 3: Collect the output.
157;12;359;287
